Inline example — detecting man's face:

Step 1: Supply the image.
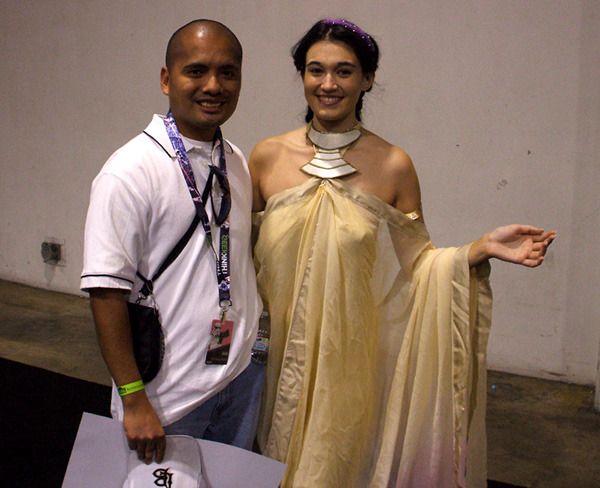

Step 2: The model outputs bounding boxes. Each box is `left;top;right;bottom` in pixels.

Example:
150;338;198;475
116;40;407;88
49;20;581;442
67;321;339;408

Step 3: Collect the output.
160;26;242;141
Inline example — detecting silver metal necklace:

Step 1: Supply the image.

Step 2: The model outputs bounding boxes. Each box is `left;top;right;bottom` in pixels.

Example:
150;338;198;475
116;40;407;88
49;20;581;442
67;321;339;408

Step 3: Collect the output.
301;122;362;179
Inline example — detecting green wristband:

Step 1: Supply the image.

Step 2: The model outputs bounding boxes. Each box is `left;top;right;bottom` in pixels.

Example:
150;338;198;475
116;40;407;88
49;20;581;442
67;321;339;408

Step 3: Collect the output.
117;380;145;397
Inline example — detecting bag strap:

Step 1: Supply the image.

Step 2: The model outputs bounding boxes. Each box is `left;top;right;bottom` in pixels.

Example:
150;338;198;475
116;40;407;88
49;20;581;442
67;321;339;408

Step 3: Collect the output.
137;214;200;298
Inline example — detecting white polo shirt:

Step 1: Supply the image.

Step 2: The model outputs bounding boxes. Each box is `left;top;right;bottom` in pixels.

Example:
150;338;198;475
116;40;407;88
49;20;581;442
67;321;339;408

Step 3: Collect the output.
81;114;261;425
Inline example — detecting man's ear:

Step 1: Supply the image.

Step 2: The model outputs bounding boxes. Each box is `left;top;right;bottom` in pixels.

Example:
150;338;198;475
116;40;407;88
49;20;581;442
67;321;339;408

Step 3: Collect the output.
160;66;170;96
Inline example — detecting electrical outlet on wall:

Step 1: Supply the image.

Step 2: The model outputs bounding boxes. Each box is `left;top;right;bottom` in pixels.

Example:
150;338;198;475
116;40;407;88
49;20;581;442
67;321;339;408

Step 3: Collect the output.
41;237;66;266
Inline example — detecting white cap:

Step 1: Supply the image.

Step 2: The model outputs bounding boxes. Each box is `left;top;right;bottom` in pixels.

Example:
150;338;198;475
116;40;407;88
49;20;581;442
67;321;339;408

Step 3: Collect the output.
123;435;207;488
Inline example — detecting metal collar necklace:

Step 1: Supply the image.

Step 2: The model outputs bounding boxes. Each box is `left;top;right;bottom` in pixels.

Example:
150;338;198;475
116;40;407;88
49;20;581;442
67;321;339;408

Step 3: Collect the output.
301;122;362;178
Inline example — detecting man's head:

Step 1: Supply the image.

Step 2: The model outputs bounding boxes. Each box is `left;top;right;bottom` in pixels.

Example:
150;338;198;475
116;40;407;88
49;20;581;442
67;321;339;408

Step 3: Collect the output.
160;20;243;141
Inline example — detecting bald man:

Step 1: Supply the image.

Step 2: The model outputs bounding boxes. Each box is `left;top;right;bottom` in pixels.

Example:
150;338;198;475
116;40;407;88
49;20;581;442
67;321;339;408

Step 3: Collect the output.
81;20;264;463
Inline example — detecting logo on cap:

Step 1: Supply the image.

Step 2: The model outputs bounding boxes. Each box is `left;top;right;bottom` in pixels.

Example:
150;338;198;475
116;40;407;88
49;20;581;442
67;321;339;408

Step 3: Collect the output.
153;467;173;487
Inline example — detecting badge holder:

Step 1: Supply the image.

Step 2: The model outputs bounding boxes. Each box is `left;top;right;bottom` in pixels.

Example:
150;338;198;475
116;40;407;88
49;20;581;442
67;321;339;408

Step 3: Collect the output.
205;301;234;365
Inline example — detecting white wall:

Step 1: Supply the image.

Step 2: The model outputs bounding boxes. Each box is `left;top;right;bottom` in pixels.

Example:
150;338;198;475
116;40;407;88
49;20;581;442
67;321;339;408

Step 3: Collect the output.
1;1;598;384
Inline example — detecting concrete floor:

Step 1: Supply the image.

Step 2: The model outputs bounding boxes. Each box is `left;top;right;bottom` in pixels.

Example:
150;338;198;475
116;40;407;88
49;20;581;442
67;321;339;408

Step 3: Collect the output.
1;279;599;487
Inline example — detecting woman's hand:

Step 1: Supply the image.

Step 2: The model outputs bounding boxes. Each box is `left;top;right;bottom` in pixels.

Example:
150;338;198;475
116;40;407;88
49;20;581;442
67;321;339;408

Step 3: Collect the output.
468;224;556;268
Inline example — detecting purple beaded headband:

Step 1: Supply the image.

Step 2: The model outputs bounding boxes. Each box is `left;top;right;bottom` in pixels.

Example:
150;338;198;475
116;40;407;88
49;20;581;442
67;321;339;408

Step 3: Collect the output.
322;18;376;53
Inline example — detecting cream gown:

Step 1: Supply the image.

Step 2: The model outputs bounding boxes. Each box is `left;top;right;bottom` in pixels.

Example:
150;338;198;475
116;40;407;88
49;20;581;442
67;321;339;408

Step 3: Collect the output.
254;177;492;488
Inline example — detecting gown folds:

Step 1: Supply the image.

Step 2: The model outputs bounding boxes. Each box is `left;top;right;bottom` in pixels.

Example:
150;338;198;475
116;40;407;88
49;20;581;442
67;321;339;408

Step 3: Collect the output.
254;178;492;488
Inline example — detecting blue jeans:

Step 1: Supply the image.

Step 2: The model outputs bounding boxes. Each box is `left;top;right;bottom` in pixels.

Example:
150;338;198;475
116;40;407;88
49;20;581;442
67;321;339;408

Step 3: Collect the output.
163;361;265;450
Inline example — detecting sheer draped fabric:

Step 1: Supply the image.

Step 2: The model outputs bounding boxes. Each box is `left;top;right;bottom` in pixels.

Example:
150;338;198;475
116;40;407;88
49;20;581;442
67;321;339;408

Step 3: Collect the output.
254;178;492;488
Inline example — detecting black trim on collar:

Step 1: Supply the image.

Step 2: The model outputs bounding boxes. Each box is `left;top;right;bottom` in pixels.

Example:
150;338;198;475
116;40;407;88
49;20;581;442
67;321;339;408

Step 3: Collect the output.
143;131;172;158
144;129;234;156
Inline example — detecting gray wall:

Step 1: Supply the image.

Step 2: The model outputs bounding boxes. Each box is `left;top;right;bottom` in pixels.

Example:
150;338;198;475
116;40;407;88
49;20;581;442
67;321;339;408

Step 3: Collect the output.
1;0;598;384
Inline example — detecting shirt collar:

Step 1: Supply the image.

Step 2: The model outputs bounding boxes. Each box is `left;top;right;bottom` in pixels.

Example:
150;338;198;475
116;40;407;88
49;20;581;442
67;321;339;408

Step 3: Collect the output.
144;114;216;160
180;135;212;155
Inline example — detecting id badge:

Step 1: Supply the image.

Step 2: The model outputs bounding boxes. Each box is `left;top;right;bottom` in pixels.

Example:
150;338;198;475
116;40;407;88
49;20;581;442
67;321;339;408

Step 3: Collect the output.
205;319;234;365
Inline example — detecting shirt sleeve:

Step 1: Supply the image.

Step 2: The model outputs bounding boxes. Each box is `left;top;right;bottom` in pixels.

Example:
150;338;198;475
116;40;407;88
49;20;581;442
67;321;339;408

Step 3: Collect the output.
80;171;149;292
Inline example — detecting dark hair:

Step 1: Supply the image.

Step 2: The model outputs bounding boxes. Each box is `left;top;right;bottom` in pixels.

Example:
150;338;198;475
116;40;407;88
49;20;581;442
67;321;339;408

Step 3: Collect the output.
165;19;243;69
292;19;380;122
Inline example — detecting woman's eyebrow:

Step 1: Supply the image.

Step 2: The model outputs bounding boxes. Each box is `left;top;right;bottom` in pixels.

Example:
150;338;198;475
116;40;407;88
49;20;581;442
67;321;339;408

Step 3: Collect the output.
306;60;357;68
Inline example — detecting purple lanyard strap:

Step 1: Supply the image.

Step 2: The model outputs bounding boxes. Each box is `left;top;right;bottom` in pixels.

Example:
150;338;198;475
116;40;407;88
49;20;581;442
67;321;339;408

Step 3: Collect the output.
163;112;232;315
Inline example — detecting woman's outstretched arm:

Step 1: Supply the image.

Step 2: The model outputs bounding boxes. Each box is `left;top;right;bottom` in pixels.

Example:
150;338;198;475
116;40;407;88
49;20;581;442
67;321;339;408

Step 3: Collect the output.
468;224;556;268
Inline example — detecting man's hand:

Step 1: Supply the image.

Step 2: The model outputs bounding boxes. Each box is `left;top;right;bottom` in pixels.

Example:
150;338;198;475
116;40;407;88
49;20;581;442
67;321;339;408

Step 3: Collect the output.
122;390;166;463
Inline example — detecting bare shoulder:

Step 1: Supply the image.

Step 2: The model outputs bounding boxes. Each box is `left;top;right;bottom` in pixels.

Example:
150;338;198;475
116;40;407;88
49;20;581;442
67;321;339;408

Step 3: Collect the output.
360;130;421;212
249;127;305;172
249;127;308;211
363;130;416;178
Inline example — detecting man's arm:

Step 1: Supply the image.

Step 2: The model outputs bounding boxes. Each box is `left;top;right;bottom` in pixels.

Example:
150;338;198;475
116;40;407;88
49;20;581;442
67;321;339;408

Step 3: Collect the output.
89;288;166;463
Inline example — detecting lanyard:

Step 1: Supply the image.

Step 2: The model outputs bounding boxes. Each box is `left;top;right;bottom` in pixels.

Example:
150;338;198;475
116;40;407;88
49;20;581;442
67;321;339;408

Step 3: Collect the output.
163;112;232;317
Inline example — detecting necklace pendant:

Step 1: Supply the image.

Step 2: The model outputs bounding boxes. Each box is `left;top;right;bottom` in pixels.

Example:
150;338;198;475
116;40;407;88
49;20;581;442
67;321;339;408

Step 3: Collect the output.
304;122;361;179
301;148;357;178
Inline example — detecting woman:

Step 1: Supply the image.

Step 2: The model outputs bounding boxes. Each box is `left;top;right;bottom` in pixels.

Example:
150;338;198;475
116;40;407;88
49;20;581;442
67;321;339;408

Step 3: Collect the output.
250;18;555;488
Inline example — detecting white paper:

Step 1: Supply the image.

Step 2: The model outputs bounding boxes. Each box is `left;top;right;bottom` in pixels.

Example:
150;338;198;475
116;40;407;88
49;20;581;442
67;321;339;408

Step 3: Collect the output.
62;412;286;488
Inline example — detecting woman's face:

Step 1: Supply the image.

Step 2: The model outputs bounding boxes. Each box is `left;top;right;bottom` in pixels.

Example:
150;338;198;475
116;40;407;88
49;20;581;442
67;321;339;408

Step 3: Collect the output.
303;40;373;132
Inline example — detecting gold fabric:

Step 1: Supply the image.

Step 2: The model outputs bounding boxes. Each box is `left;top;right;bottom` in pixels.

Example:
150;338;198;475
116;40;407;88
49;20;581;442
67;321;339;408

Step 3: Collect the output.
254;178;492;488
